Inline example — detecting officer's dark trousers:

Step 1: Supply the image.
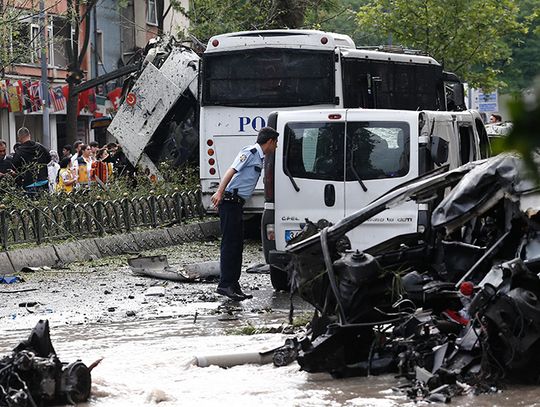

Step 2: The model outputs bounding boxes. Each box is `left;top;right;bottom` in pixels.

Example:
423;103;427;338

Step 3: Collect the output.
218;201;244;288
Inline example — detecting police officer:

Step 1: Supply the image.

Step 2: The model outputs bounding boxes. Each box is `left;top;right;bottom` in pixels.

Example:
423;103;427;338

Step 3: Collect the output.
211;127;279;301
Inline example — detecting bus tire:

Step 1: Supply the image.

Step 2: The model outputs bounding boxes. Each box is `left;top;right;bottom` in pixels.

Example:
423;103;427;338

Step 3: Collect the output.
270;266;290;292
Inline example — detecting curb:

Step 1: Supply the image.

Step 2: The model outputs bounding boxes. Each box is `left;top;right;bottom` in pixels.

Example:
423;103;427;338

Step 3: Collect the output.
2;219;221;273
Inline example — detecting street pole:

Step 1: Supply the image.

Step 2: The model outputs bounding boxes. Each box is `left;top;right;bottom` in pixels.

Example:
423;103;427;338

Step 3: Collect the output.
40;0;51;149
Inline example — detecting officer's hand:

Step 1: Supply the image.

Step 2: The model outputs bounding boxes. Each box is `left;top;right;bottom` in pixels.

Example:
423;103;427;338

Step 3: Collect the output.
211;190;222;208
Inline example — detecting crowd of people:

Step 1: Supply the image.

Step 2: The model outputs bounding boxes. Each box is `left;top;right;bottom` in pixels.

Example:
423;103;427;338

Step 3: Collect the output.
0;127;135;196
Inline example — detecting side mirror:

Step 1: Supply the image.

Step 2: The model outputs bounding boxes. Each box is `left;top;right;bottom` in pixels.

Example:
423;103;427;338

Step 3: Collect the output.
430;136;449;165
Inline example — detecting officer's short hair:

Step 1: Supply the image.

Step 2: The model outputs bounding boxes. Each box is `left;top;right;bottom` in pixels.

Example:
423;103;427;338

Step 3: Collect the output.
256;127;279;145
17;127;31;141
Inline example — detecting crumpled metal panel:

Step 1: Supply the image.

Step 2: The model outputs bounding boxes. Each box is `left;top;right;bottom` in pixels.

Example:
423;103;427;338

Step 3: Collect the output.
431;154;537;231
108;48;199;166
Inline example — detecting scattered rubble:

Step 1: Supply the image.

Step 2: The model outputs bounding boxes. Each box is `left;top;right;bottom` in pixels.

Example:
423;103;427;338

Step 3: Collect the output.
277;154;540;403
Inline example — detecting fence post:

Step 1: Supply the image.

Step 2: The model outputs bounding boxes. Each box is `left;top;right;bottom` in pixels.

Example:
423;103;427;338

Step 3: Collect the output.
34;208;42;245
173;188;182;224
0;205;8;251
149;190;157;228
122;193;131;232
95;195;105;237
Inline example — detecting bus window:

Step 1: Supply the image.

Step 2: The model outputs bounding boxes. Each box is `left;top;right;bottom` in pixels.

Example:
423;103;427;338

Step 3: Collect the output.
346;122;410;180
342;59;443;110
284;122;345;181
202;49;335;107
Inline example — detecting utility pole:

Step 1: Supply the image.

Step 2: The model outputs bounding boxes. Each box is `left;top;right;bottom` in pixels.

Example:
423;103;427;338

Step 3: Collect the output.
40;0;50;148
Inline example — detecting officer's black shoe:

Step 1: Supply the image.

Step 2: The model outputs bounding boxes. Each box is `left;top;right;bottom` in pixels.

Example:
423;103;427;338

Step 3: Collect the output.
233;283;253;299
216;286;246;301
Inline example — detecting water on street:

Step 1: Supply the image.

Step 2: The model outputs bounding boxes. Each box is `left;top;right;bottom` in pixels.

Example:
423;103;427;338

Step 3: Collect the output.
1;240;540;406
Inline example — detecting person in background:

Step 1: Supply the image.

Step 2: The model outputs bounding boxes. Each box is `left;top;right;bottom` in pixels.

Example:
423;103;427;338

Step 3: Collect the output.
70;140;83;177
6;142;20;160
92;148;114;187
11;127;51;192
76;144;95;188
61;144;72;160
0;140;15;179
47;150;60;193
56;158;76;193
89;141;99;159
489;114;502;124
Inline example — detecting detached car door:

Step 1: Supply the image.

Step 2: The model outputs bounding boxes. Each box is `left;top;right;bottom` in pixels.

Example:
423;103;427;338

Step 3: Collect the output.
274;111;347;251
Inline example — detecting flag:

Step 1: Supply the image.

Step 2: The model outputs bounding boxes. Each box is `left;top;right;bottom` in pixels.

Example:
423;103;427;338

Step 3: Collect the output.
29;81;43;112
0;81;8;109
107;87;122;110
49;86;66;112
7;81;22;113
21;80;33;112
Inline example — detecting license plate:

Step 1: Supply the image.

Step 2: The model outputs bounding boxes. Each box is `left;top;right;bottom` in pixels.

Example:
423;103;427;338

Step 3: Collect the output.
285;230;302;242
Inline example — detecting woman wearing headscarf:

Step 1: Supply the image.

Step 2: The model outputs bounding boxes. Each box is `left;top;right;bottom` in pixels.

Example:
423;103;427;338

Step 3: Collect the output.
47;150;60;193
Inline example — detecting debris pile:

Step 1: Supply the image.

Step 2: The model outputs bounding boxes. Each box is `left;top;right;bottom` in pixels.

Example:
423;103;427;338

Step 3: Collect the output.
0;320;92;406
281;154;540;402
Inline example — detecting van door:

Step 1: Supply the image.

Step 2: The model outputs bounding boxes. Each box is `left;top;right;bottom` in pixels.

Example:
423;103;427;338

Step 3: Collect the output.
274;111;347;251
343;111;420;250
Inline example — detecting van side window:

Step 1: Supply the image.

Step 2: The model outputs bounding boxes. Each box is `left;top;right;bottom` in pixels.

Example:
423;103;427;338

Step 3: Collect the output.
346;121;410;180
284;122;345;181
458;125;474;163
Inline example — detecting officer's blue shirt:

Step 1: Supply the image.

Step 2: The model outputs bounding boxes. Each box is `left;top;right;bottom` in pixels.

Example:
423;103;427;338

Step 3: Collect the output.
226;143;264;199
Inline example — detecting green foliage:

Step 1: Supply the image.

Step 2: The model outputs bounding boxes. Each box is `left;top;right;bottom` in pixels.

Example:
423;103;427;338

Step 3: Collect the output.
356;0;528;90
0;162;200;211
175;0;339;42
492;76;540;182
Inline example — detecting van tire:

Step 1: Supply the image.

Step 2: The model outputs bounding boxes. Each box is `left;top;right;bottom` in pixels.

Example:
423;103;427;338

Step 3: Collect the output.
270;266;290;292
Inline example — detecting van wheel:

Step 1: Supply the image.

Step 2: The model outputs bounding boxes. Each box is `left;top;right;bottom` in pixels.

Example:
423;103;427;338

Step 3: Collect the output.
270;266;290;292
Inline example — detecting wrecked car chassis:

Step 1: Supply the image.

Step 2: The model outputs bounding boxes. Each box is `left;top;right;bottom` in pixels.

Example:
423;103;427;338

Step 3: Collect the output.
284;155;540;400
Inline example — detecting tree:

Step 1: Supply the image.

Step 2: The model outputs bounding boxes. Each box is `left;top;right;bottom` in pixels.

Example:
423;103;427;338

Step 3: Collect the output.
176;0;338;42
355;0;527;90
498;0;540;92
64;0;98;145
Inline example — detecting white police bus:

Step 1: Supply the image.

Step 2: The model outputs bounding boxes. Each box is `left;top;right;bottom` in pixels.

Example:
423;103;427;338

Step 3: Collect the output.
199;29;465;213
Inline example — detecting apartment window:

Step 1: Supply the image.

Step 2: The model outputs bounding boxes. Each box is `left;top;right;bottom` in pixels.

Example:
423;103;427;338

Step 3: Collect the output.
96;31;103;64
147;0;158;25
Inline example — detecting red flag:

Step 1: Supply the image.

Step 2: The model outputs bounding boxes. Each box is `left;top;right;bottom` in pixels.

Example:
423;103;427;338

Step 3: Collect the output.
0;81;8;109
107;87;122;110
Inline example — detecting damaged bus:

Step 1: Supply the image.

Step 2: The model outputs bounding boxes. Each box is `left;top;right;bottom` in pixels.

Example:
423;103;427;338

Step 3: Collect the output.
263;108;490;289
199;29;466;213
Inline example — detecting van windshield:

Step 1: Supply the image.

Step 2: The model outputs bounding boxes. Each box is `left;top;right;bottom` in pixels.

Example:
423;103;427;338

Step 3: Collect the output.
202;49;335;107
284;121;410;181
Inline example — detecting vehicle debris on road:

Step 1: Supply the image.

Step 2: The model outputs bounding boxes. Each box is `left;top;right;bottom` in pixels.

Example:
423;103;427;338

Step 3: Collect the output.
128;255;220;282
0;320;93;406
273;154;540;403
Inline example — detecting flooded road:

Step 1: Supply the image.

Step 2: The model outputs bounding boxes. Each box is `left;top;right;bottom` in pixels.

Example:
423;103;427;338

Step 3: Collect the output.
1;240;540;406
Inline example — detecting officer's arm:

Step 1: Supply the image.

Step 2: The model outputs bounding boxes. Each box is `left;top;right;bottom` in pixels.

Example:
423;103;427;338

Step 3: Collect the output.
211;167;237;208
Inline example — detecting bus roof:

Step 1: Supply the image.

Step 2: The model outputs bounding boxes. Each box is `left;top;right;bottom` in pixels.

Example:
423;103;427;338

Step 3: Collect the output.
205;29;356;53
341;48;441;66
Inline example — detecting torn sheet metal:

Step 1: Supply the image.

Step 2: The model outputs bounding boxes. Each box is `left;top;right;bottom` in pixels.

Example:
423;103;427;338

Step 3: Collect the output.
128;255;220;282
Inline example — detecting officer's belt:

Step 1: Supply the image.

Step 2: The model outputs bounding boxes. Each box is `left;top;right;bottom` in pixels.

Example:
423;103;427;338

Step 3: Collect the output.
223;191;245;205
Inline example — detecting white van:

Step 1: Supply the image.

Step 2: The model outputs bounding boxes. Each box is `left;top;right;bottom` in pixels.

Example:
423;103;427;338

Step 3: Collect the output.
262;108;490;290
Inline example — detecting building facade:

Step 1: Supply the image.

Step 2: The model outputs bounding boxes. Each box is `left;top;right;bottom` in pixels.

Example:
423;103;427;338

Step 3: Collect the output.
0;0;189;153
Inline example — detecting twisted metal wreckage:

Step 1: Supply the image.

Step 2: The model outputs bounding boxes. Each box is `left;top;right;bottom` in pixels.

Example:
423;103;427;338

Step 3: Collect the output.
274;153;540;402
0;320;93;407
